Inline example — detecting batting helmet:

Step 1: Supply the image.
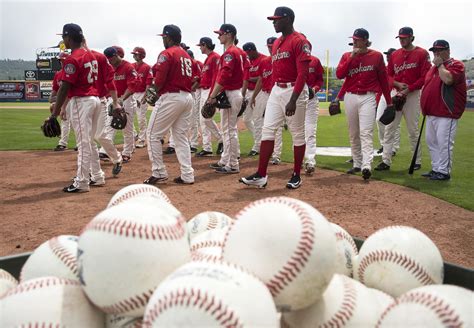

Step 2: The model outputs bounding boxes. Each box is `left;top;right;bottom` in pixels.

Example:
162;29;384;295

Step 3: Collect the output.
113;45;125;58
131;46;146;58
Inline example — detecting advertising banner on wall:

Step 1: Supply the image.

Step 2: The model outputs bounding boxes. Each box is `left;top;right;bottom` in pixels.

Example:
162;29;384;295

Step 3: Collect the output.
0;82;25;101
24;70;38;81
37;69;55;80
25;81;41;101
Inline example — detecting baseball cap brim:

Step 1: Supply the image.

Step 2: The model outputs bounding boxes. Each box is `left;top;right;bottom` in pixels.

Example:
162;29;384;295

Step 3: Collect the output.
213;30;224;34
267;15;284;20
396;34;411;38
349;36;365;40
429;46;448;51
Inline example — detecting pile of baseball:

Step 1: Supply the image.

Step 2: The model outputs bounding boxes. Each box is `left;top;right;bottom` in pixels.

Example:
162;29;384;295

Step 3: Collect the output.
1;184;472;327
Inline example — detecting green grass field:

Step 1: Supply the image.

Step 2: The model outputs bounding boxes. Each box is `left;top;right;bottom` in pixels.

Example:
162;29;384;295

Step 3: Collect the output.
1;102;473;210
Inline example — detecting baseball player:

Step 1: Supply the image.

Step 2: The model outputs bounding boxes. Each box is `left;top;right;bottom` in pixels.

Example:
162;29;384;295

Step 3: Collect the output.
335;28;392;180
420;40;467;181
240;6;311;189
188;49;203;153
375;48;401;157
50;23;102;193
207;23;244;174
376;27;431;172
242;42;266;156
131;46;153;148
50;52;73;151
104;46;139;163
195;37;224;157
144;24;194;185
304;49;324;175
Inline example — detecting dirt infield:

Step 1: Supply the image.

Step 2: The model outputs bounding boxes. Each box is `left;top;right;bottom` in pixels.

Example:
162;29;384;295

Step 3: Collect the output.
0;149;473;268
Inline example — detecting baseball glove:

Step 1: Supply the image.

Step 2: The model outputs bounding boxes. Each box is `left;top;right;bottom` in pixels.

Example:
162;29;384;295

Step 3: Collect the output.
328;100;341;116
201;102;217;119
215;91;231;109
110;108;128;130
237;98;249;117
392;94;406;111
308;86;315;100
41;116;61;138
145;85;158;106
379;104;396;125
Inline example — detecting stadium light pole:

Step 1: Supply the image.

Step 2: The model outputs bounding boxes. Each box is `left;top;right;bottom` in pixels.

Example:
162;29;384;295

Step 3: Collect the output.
224;0;226;23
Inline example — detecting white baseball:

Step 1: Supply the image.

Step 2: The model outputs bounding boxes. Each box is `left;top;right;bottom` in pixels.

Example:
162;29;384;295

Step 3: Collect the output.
78;198;191;316
222;196;337;311
331;223;359;278
377;285;474;327
354;226;443;297
282;274;394;327
0;276;104;327
107;184;171;208
20;235;79;282
143;261;279;327
0;269;18;298
190;227;228;261
187;211;233;240
106;314;143;328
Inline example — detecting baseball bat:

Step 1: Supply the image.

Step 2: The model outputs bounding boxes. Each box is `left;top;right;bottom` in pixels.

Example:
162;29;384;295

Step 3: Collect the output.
408;115;426;175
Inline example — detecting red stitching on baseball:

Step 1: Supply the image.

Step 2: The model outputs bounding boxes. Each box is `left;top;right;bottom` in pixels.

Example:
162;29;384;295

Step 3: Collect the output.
100;288;155;315
49;237;78;277
228;197;315;298
3;277;79;298
335;231;359;255
358;250;436;285
320;277;357;328
207;214;218;230
376;291;463;328
143;288;242;327
84;215;186;240
0;270;17;285
191;252;223;262
190;240;224;253
15;323;62;328
110;186;170;207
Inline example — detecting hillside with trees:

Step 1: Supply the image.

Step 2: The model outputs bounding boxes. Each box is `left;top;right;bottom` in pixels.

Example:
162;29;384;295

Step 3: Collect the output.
0;59;36;80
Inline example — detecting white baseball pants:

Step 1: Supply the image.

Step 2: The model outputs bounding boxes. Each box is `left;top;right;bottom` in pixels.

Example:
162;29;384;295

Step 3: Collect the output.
425;116;458;175
122;96;137;157
133;91;148;144
304;97;319;166
189;89;202;148
376;90;400;151
199;88;223;152
248;90;267;152
95;98;122;164
218;89;243;170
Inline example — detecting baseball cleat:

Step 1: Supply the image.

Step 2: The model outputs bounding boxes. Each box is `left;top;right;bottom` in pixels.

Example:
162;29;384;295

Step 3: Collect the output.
375;162;390;171
239;173;268;188
136;140;146;148
304;163;315;176
190;146;198;153
89;180;105;187
421;170;436;178
286;173;302;189
143;176;168;185
429;172;450;181
413;164;422;171
99;153;110;161
209;162;224;169
173;177;194;184
216;142;224;155
271;157;281;165
54;145;67;151
377;147;383;154
163;147;175;155
362;168;372;180
215;167;239;174
196;150;213;157
63;184;88;193
112;162;122;177
346;167;361;174
248;150;259;156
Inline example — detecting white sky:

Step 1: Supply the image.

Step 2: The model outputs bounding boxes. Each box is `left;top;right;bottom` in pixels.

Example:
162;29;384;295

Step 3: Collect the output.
1;0;473;67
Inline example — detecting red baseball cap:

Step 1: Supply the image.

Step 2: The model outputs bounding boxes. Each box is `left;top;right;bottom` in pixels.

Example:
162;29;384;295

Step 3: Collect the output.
113;46;124;58
131;46;146;57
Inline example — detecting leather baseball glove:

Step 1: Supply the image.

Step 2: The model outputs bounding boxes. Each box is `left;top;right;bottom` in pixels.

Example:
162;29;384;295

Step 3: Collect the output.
111;108;128;130
379;104;396;125
215;91;231;109
201;102;217;119
145;85;158;106
392;94;406;111
328;99;341;116
41;116;61;138
308;86;315;100
237;98;249;117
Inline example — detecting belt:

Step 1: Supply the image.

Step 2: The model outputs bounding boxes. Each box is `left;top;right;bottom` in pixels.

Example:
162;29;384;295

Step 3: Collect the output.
276;82;295;88
348;91;373;95
202;86;211;90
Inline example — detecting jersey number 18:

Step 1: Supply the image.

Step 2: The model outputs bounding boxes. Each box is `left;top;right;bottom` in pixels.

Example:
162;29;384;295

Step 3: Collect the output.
180;57;192;77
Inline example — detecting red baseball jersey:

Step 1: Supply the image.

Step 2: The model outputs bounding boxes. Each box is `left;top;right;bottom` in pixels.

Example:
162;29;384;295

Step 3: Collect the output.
60;48;99;97
191;58;202;84
133;61;153;92
388;47;431;92
52;71;63;92
420;59;466;119
271;31;311;93
307;55;324;92
256;55;273;93
200;51;220;89
114;60;139;98
248;53;265;90
91;49;116;98
194;60;204;84
215;45;244;91
336;49;391;104
154;45;193;95
237;46;251;83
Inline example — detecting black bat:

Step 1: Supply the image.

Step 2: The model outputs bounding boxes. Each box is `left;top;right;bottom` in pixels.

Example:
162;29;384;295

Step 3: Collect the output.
408;115;426;174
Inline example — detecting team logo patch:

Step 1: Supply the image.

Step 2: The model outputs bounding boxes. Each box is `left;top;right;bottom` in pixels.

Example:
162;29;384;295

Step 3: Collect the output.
158;54;167;63
302;44;311;55
224;54;233;62
64;63;76;75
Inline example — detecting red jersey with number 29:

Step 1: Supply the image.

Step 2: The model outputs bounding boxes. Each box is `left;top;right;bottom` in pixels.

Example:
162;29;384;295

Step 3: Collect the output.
61;48;99;98
154;45;193;95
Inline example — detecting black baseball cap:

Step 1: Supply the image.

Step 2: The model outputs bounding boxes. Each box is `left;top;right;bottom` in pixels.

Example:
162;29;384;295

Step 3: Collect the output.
158;25;181;39
396;27;413;38
429;40;450;51
350;28;369;40
196;37;213;47
243;42;257;52
214;24;237;35
383;48;396;55
104;47;118;58
187;49;194;58
180;42;190;50
266;37;277;45
267;6;295;20
58;23;83;37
